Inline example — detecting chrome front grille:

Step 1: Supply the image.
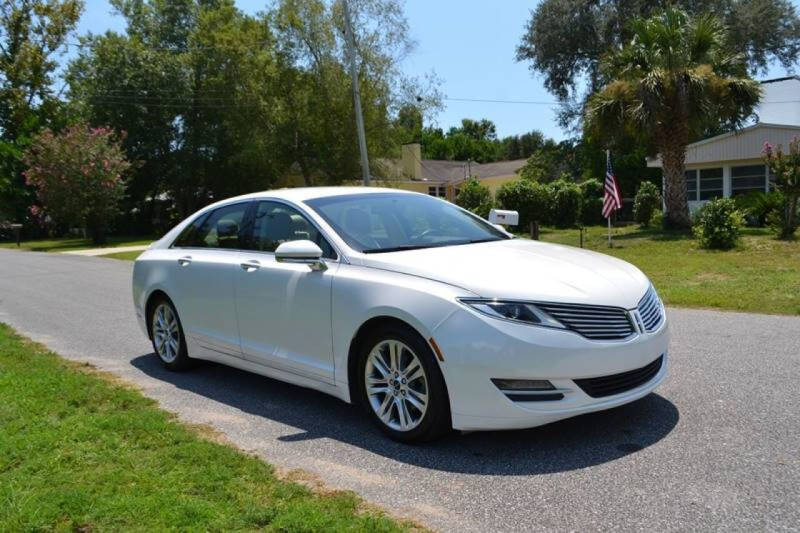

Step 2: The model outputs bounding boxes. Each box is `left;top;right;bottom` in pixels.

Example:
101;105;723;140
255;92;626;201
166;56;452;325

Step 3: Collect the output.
535;302;635;340
638;286;664;332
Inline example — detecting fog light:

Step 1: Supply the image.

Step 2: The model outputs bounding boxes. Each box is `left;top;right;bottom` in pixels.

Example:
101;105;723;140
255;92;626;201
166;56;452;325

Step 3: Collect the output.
490;378;554;391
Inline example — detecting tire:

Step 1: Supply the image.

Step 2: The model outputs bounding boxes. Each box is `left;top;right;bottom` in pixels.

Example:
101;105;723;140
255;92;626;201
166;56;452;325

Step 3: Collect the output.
149;296;192;371
358;324;451;443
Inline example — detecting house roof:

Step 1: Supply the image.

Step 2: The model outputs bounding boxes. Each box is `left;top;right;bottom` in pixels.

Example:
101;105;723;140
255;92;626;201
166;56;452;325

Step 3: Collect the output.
647;122;800;167
380;158;527;183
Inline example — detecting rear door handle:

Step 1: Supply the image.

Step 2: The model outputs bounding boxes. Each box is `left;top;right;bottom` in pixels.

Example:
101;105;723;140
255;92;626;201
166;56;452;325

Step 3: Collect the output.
240;260;260;272
178;256;192;267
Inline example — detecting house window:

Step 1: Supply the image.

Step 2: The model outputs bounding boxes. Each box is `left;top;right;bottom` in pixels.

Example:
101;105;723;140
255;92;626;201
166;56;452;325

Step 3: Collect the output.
699;168;723;200
428;186;446;198
731;165;767;196
685;170;698;201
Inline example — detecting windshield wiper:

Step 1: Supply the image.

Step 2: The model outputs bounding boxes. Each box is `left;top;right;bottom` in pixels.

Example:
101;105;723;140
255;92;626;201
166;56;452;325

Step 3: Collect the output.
362;244;433;254
465;237;503;244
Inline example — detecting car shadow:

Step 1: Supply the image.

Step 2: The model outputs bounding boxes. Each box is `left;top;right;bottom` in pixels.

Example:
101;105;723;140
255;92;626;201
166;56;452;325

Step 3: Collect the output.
131;353;679;475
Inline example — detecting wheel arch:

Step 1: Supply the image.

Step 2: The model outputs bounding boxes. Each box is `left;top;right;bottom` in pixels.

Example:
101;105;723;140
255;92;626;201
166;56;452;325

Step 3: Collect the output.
144;289;173;340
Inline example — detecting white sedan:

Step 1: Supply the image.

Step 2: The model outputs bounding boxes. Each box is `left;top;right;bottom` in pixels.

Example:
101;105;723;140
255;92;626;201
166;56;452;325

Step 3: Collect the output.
132;187;668;442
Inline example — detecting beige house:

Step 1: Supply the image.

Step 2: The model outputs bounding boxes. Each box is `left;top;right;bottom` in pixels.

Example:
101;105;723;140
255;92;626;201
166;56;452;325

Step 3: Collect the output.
372;143;526;201
647;77;800;212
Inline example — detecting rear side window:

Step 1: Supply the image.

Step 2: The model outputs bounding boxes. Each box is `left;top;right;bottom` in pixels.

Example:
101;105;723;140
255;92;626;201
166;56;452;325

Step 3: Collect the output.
172;202;250;249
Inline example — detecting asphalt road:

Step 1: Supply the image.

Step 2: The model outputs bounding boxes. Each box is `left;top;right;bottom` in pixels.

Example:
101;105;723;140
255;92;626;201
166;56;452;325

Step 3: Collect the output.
1;249;798;532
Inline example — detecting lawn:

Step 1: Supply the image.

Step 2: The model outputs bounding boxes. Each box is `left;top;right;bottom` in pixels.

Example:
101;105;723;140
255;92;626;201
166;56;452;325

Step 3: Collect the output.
103;250;144;261
0;324;408;532
539;225;800;315
0;235;152;252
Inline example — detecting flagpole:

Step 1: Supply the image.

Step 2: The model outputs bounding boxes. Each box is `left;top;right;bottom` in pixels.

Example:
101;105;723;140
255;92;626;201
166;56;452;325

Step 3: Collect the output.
606;149;612;248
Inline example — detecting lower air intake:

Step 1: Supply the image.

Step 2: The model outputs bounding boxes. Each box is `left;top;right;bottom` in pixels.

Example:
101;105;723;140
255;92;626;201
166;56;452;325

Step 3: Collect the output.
574;355;664;398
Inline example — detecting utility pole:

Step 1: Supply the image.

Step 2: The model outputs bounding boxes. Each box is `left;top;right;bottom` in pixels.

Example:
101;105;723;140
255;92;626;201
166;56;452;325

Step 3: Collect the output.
342;0;371;186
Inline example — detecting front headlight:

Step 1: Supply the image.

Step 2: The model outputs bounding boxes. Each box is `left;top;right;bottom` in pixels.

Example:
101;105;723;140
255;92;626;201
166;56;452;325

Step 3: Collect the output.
458;298;566;329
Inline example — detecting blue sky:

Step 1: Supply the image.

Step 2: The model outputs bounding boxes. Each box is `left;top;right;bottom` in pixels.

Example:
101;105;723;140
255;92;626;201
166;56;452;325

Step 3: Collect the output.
73;0;798;141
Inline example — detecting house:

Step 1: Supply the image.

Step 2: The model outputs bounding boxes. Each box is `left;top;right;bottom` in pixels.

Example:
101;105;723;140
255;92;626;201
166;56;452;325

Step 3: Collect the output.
647;76;800;212
374;143;526;201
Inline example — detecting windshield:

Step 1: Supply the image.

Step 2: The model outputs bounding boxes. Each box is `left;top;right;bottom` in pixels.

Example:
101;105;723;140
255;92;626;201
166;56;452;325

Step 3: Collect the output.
304;192;509;253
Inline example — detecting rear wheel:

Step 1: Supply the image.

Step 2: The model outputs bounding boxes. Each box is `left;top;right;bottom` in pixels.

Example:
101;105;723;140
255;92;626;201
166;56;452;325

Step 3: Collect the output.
358;324;451;443
149;298;192;371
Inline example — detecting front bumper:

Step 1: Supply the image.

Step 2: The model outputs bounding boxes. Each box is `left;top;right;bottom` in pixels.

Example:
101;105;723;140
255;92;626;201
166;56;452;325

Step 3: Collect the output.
432;307;669;431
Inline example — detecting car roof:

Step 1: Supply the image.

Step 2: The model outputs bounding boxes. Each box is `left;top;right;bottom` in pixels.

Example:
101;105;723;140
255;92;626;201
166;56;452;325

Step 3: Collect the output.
221;186;419;205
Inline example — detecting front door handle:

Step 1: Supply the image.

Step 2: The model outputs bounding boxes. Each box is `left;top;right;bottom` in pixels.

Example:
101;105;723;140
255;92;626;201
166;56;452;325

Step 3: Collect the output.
240;260;260;272
177;256;192;267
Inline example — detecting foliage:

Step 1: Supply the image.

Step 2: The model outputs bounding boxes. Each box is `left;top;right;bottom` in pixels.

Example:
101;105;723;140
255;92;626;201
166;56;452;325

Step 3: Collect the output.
0;324;407;532
455;177;494;219
518;139;582;183
650;209;664;228
692;198;744;250
585;8;761;229
547;179;582;228
734;190;784;227
23;125;130;244
516;0;800;129
633;181;662;227
421;120;547;163
68;0;438;225
579;178;605;226
496;179;551;238
762;138;800;239
0;0;83;229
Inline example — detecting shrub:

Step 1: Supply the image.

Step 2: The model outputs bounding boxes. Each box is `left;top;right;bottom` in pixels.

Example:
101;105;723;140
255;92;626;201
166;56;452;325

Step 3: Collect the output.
633;181;662;227
763;138;800;239
692;198;743;250
733;190;784;227
579;178;605;226
650;209;664;229
455;177;493;218
547;179;582;228
23;124;130;244
496;179;550;238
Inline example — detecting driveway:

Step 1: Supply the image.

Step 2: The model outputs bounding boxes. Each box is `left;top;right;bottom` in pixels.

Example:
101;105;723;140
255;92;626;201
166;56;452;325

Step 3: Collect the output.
1;249;798;532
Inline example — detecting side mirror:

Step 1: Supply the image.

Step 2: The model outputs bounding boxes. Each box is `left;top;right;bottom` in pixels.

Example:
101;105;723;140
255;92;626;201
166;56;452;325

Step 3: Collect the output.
275;240;326;271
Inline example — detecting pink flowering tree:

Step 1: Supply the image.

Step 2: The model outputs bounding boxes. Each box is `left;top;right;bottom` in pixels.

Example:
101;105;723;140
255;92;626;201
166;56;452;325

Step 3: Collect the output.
763;138;800;239
23;125;131;244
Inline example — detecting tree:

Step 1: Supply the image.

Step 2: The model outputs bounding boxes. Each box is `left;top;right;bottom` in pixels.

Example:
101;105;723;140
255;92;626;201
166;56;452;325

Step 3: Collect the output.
763;138;800;239
496;179;550;239
518;139;581;182
517;0;800;129
586;8;761;228
455;177;493;218
0;0;83;228
23;124;130;244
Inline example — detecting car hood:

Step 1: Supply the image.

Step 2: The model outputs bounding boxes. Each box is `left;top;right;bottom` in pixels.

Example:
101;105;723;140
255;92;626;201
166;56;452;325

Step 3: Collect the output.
356;238;650;309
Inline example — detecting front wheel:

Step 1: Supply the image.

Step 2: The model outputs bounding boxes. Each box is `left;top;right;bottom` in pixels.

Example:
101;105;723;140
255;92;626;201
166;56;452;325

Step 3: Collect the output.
358;325;451;443
149;297;192;371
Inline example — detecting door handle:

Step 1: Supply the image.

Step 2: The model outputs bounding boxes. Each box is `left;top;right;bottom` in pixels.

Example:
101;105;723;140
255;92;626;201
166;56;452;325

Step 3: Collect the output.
177;256;192;267
240;260;260;272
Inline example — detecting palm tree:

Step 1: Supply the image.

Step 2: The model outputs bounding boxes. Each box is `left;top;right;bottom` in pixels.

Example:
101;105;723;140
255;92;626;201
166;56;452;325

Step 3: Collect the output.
586;8;761;229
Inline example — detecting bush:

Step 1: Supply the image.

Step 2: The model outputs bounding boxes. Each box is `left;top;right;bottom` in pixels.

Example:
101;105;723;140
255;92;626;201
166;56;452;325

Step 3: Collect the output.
579;178;605;225
734;190;783;227
633;181;662;227
547;179;582;228
692;198;743;250
23;124;130;244
650;209;664;229
763;138;800;239
455;177;493;218
496;179;550;238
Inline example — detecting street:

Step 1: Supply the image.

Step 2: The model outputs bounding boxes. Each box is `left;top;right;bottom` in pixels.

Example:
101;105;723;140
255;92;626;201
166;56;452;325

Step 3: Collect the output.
1;249;798;532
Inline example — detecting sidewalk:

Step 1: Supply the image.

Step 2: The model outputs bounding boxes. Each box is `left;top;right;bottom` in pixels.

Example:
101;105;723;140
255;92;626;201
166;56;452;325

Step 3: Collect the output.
61;244;150;256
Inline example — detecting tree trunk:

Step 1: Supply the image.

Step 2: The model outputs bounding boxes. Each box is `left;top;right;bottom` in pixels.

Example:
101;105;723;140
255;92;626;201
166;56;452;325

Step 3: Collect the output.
87;214;107;245
660;135;691;229
782;194;798;239
529;220;539;240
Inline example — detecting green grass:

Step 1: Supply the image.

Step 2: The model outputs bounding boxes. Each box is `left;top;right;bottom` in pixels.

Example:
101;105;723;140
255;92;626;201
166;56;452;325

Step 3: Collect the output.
103;250;144;261
0;235;153;252
538;225;800;315
0;324;408;532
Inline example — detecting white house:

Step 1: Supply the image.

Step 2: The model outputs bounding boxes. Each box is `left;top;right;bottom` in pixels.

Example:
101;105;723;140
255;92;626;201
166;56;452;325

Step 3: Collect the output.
647;76;800;212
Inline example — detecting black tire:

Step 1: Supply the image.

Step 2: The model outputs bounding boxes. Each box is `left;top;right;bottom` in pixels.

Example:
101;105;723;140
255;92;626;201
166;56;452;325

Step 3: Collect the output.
357;323;451;443
148;296;193;371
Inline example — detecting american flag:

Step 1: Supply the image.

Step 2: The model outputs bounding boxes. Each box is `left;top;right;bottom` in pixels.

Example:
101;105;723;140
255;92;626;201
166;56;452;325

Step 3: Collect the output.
602;151;623;219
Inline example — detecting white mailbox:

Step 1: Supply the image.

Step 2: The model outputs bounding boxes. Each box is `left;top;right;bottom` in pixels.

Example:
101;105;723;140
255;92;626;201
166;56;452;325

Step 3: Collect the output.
488;209;519;226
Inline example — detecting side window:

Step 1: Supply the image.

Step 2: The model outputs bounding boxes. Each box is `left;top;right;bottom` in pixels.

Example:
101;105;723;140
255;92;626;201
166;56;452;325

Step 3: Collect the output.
248;201;336;259
172;203;250;249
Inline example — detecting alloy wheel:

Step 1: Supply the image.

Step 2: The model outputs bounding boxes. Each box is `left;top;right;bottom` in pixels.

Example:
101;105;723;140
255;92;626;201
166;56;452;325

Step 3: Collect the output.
152;303;180;363
364;339;429;432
